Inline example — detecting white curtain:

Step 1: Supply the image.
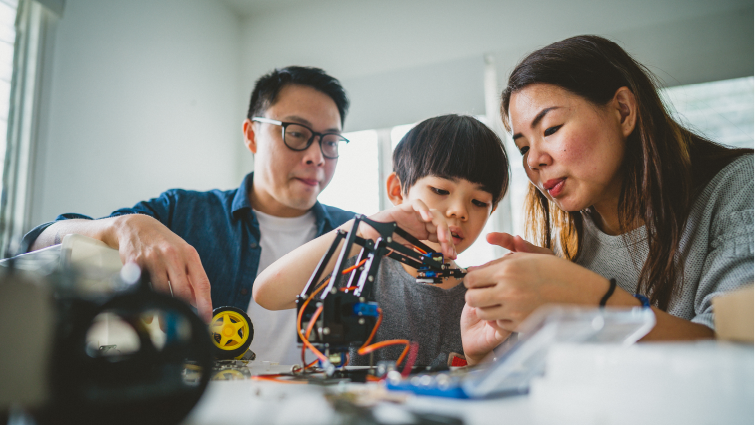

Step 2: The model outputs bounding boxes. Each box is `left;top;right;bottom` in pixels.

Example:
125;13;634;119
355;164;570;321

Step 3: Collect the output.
0;0;58;257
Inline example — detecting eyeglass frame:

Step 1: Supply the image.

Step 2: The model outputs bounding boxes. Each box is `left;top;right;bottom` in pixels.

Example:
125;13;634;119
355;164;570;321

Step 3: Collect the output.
251;117;349;159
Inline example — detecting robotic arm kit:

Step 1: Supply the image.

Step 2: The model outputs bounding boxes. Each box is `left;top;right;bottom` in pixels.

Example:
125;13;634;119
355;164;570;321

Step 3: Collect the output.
295;214;466;373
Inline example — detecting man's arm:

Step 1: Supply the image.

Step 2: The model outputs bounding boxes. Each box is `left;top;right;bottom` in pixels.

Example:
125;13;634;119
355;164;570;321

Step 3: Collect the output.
29;214;213;322
31;218;117;251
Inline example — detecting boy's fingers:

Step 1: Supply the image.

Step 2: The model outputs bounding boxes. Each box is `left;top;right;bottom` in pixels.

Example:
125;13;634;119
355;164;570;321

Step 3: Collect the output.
428;209;456;259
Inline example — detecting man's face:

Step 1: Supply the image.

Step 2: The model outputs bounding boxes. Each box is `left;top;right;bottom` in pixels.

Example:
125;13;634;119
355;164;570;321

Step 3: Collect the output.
245;84;342;217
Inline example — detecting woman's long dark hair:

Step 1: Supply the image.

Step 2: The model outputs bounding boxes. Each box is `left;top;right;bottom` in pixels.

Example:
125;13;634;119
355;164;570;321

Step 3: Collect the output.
500;35;752;311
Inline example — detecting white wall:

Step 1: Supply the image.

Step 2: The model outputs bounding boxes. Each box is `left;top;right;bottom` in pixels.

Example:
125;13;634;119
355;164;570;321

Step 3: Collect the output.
30;0;243;226
237;0;753;132
25;0;754;231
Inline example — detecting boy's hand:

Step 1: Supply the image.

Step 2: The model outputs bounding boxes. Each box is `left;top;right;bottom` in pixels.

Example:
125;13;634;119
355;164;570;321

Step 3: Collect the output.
363;199;457;259
460;303;511;366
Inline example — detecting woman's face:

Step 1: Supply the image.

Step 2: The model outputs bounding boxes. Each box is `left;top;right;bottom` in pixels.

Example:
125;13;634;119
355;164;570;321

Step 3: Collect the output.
508;84;629;213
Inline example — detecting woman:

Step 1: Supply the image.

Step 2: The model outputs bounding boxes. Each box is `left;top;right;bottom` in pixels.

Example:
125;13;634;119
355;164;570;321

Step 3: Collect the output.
461;35;753;365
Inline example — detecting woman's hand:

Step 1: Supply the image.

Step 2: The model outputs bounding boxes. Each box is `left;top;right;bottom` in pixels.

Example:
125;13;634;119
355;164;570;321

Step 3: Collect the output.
464;253;610;332
460;303;511;366
364;199;456;259
486;232;554;255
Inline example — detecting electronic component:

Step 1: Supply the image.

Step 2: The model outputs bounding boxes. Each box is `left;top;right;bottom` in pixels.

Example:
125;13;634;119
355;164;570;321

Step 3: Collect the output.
295;214;466;370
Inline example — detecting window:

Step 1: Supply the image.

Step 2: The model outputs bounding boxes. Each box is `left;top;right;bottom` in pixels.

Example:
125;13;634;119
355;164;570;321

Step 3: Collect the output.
0;0;19;256
0;1;17;173
0;0;58;257
662;76;753;150
318;129;381;215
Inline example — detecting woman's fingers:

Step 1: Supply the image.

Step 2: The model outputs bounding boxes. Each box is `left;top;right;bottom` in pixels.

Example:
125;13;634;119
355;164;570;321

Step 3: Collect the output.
463;255;516;289
486;232;554;255
465;284;503;310
486;232;517;251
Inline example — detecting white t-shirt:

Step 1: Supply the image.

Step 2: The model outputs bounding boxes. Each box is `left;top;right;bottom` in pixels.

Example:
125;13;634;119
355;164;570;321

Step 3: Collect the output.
247;210;318;364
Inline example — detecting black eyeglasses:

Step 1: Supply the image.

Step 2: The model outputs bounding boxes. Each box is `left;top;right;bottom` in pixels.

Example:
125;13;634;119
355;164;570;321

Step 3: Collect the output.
252;117;349;159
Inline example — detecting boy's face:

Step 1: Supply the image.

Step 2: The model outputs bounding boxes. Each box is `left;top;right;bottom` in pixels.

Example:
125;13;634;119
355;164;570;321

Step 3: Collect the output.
402;175;494;255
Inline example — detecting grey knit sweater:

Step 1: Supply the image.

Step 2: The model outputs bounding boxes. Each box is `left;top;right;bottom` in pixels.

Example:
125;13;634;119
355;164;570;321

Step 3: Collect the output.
576;154;754;329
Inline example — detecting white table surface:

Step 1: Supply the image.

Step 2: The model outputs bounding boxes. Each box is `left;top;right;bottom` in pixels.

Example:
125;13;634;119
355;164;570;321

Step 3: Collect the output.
184;378;534;425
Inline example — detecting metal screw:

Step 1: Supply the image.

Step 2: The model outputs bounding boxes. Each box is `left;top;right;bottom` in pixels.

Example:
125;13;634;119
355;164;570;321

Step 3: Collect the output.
322;327;331;335
331;288;337;294
358;318;365;325
368;276;374;282
387;237;392;243
359;297;365;302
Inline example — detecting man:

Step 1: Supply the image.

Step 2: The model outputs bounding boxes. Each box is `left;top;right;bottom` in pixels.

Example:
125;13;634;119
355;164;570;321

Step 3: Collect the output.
22;66;355;364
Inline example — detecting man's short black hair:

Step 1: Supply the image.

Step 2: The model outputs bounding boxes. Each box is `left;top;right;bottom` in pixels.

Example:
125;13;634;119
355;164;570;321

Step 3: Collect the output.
393;115;509;205
247;66;349;127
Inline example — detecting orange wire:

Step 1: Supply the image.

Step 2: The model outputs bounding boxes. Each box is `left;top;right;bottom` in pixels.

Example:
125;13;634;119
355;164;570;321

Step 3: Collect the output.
356;308;411;365
299;259;413;369
297;280;330;363
341;258;368;274
414;246;427;255
301;305;323;366
339;286;359;292
250;375;306;385
358;307;383;351
359;340;411;365
298;258;368;366
300;278;331;365
292;359;319;373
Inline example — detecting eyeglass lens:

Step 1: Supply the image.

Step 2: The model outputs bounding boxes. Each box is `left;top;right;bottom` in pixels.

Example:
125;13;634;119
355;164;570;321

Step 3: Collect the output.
283;124;345;158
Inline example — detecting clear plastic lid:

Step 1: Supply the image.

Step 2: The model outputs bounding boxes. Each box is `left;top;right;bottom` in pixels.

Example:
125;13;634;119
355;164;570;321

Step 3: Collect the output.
462;305;656;398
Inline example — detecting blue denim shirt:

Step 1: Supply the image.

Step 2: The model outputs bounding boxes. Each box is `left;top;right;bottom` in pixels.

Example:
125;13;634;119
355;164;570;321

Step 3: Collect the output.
21;173;355;310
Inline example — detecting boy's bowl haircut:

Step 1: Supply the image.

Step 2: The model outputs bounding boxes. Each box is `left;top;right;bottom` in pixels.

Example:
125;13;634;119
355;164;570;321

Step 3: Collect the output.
392;115;510;205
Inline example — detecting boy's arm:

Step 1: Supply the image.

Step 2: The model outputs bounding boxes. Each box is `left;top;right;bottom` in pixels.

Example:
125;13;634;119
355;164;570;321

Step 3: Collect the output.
253;219;358;310
253;199;456;311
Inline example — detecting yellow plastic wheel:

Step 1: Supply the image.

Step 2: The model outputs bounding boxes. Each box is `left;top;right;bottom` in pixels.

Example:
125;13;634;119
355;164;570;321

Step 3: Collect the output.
209;306;254;359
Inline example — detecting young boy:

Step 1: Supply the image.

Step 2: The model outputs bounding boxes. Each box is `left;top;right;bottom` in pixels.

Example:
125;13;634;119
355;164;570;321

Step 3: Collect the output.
253;114;509;367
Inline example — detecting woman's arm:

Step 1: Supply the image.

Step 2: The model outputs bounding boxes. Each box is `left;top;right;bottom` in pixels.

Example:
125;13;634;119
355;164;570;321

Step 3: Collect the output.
464;253;717;338
461;253;715;364
253;199;456;310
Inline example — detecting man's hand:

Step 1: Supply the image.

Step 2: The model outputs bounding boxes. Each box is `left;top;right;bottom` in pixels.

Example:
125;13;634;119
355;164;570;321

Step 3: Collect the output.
363;199;456;260
108;214;213;322
460;303;511;366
